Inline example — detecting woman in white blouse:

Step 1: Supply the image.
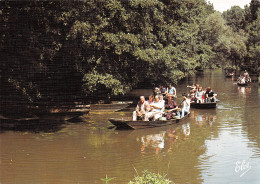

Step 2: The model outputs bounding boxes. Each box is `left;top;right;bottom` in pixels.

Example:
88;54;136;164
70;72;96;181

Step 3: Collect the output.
195;87;204;103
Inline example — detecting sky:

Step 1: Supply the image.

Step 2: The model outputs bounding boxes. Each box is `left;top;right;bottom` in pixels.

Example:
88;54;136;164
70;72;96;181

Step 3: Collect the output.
207;0;252;12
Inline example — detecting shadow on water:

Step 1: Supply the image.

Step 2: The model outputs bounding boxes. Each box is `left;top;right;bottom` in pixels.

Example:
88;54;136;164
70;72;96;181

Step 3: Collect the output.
0;119;67;133
0;110;92;133
0;115;94;133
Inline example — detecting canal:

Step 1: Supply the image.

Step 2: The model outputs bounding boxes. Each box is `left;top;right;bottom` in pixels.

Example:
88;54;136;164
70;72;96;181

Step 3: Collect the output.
1;69;260;183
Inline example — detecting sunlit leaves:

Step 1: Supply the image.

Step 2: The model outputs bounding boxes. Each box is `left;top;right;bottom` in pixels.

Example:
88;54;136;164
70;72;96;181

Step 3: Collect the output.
82;70;124;96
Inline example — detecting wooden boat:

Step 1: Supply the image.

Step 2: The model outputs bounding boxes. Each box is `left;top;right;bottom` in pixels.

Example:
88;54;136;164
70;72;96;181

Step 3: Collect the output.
90;101;133;110
225;73;234;78
190;102;216;109
33;105;90;121
237;82;248;86
0;114;40;129
36;108;90;121
109;113;190;130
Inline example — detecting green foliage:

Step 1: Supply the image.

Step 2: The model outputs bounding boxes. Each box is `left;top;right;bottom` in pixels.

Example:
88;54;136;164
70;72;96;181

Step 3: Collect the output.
223;64;237;70
250;0;260;21
128;170;173;184
203;11;248;68
2;0;259;109
82;70;125;96
222;1;260;71
223;6;246;31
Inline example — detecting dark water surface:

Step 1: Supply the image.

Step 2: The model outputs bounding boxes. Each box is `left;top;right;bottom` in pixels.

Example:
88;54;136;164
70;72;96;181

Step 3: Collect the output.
1;69;260;184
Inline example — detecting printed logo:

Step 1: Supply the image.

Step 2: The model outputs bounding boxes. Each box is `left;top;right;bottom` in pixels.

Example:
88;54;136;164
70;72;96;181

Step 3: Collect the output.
235;160;251;177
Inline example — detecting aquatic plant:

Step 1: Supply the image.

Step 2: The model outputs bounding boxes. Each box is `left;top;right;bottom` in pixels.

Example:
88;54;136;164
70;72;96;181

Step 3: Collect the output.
100;175;116;184
128;170;173;184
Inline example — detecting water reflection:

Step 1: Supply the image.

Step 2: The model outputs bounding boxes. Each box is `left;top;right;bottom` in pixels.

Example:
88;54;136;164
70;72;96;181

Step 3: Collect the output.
138;131;166;154
238;86;251;98
133;110;217;157
190;110;217;127
182;123;190;140
1;70;260;184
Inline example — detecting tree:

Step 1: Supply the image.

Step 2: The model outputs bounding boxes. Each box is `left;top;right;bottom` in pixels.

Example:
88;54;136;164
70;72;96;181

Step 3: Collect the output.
250;0;260;21
203;12;247;68
223;6;246;31
0;0;231;115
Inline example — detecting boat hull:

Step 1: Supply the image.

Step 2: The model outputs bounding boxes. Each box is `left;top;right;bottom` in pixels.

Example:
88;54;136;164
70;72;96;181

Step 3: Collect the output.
36;111;83;121
34;105;90;121
237;83;248;86
0;115;40;129
109;113;190;130
190;102;216;109
90;101;133;110
225;74;233;78
36;109;90;121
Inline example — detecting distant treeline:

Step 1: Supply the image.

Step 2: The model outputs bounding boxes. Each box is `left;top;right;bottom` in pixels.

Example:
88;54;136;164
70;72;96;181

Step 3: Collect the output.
0;0;259;107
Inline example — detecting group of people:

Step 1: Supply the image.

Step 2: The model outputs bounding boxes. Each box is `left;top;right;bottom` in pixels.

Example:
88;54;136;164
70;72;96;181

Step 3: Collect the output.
153;84;177;98
187;84;217;103
237;70;251;83
133;84;190;121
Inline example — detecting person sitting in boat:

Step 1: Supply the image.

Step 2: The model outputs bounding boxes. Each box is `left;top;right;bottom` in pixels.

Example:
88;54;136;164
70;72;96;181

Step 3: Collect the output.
165;95;177;109
163;96;178;120
237;75;242;83
148;94;154;104
187;83;196;102
178;93;190;118
240;76;246;84
159;85;167;97
244;70;249;77
145;95;164;121
205;87;217;103
153;86;160;96
190;92;196;102
133;96;150;121
187;83;196;91
159;94;165;106
191;84;200;100
243;70;251;82
195;87;205;103
227;70;234;76
166;84;177;98
194;84;200;92
245;76;251;83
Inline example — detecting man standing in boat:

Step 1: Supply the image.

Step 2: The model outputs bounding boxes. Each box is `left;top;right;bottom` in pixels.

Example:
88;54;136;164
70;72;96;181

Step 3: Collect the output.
179;93;190;118
166;84;177;98
133;96;150;121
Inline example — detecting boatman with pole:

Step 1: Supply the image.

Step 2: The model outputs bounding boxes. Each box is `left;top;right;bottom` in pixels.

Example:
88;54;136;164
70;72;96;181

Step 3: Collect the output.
179;93;190;118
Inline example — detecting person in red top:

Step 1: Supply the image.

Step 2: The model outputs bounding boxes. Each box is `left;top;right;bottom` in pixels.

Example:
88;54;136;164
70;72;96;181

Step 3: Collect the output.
163;95;178;120
165;96;177;109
